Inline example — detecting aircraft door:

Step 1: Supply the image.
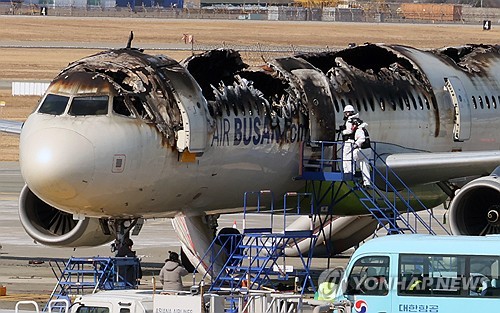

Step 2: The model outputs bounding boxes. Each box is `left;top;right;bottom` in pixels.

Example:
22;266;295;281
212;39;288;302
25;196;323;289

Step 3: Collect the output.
160;64;209;153
444;76;471;142
271;57;336;141
291;68;336;141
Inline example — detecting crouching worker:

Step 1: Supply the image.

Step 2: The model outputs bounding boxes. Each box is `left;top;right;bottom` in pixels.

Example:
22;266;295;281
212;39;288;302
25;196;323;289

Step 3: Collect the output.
159;251;189;292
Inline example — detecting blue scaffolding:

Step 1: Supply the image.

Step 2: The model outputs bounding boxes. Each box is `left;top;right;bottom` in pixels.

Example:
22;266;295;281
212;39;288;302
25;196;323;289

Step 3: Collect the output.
45;256;141;312
193;191;318;299
299;140;450;236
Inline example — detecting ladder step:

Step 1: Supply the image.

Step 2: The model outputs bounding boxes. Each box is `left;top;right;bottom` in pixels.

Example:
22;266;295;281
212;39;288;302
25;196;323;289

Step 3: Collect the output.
59;282;98;287
284;230;313;237
237;244;274;249
230;255;270;260
64;269;106;274
243;228;272;234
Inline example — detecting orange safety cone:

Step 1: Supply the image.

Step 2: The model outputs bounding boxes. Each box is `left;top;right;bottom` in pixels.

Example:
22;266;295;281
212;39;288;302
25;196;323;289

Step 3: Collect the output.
232;221;237;229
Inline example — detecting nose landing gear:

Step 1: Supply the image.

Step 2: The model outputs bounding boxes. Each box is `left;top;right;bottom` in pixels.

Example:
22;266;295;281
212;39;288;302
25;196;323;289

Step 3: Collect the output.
102;218;144;253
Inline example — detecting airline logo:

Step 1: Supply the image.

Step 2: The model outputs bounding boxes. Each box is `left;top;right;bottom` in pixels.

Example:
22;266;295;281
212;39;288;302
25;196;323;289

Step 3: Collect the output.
354;299;368;313
211;116;307;146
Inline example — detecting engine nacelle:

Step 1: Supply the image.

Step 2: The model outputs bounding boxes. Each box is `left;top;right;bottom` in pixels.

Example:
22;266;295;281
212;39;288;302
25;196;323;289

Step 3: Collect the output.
19;185;114;247
449;175;500;235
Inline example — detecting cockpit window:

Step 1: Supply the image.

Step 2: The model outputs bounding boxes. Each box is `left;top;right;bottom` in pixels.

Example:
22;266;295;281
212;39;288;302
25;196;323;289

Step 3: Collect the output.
113;96;132;117
38;94;69;115
69;96;109;116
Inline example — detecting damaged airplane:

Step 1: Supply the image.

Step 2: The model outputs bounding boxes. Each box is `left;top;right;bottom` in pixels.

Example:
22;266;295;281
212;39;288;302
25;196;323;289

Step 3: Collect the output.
1;42;500;267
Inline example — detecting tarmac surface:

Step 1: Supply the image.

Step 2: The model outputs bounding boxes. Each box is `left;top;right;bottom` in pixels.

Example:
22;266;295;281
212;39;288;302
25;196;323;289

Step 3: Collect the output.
0;162;350;311
0;161;451;312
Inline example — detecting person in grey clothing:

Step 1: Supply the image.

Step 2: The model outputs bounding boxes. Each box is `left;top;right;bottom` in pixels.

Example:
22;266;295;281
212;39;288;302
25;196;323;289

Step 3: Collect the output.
159;251;189;291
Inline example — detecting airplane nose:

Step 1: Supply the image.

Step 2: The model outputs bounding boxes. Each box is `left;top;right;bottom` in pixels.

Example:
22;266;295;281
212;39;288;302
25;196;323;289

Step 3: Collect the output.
20;128;95;201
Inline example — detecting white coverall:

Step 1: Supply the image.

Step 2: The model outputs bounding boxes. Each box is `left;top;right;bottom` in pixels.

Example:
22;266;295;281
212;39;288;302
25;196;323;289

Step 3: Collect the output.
352;123;372;187
342;113;359;174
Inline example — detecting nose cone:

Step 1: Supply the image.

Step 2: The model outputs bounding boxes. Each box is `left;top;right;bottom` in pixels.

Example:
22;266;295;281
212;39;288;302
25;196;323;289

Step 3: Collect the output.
20;127;95;201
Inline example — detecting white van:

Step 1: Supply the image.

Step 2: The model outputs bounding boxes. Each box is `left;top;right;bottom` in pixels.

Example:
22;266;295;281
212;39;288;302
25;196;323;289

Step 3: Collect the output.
329;235;500;313
70;290;155;313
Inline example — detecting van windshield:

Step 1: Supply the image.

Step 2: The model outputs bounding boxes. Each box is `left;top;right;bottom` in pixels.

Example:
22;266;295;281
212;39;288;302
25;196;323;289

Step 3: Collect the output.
345;256;389;296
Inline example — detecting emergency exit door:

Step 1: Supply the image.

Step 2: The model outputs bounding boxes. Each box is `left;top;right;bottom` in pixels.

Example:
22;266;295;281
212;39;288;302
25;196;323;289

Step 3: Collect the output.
444;77;471;142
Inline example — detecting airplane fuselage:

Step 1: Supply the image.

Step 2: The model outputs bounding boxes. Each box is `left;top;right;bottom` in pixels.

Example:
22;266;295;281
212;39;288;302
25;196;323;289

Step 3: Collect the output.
18;44;500;221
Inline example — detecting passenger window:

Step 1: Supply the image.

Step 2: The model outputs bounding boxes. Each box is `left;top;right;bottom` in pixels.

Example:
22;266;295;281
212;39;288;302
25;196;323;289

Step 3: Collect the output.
38;94;69;115
410;94;417;110
492;96;497;109
368;98;375;111
346;256;389;296
379;97;385;111
362;98;368;112
472;96;477;109
69;96;109;116
428;256;465;295
113;96;132;117
478;96;484;109
485;95;491;109
403;96;410;110
402;255;500;298
470;256;500;297
391;98;397;111
398;97;404;110
333;98;340;112
431;97;438;110
424;96;431;110
418;96;424;110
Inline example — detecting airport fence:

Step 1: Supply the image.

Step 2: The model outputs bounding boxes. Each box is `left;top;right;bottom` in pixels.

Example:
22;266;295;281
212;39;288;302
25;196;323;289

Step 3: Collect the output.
1;3;499;24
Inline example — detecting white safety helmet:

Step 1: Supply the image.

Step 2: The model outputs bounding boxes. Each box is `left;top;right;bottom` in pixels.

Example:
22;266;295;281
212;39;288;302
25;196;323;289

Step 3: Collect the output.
343;105;355;113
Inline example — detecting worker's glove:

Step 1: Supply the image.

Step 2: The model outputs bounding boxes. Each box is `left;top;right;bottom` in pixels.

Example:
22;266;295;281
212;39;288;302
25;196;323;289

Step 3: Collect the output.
352;144;359;149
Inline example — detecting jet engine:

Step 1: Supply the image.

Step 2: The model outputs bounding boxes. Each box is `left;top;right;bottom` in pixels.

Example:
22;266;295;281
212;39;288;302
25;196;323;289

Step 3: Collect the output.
449;174;500;236
19;185;114;247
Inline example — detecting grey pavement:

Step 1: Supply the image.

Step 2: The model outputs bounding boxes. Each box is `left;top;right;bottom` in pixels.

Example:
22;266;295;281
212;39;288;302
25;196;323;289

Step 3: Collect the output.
0;161;450;311
0;162;348;311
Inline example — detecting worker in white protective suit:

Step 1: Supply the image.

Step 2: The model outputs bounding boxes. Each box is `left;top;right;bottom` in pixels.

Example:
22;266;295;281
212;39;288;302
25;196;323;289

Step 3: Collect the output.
351;118;373;188
341;105;359;175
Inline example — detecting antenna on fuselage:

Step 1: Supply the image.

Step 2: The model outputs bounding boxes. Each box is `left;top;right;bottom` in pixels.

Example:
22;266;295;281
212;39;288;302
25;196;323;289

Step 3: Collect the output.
126;31;134;49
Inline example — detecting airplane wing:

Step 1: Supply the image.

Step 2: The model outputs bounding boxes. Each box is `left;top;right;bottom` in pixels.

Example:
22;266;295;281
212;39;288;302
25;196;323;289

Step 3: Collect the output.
385;151;500;186
0;120;23;135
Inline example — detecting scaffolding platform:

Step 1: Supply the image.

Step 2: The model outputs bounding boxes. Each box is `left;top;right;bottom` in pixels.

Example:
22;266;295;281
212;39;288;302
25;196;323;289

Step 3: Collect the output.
193;191;318;312
45;256;141;312
298;140;450;236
